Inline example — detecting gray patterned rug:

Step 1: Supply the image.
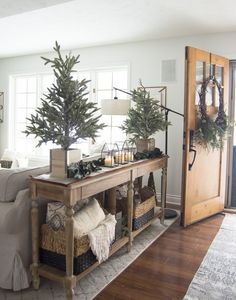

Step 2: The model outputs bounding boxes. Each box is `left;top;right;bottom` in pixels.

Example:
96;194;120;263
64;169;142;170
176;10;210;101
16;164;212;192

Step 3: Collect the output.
0;213;178;300
184;214;236;300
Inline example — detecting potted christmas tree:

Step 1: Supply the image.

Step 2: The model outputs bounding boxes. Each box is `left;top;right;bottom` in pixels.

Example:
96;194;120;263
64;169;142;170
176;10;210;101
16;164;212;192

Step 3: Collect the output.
24;42;106;178
121;84;170;152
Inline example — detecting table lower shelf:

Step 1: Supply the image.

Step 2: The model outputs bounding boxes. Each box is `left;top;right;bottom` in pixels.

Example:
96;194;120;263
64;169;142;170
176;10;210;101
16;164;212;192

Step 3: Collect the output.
38;209;163;284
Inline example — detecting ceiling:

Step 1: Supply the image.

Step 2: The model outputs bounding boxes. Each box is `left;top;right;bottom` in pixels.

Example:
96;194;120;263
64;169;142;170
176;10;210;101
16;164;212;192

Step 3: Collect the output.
1;0;236;58
0;0;73;18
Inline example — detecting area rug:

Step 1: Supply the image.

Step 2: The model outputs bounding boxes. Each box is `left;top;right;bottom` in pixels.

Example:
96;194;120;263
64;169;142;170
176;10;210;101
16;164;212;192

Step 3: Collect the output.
0;213;178;300
184;214;236;300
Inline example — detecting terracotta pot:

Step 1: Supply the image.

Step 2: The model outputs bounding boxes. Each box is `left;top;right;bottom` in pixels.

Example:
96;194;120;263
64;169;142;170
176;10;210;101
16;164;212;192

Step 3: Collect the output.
135;138;155;152
50;149;81;178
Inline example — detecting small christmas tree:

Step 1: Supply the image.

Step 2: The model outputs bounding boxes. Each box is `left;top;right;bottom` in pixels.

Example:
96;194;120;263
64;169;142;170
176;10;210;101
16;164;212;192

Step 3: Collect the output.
121;84;170;141
24;41;106;150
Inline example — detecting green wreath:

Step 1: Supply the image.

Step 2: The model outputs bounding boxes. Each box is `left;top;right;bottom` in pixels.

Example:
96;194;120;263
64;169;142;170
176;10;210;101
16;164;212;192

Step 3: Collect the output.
194;76;231;150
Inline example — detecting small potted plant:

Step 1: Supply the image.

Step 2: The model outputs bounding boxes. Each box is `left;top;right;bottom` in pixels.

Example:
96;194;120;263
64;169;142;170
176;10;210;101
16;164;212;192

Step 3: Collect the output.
121;83;170;152
24;42;106;178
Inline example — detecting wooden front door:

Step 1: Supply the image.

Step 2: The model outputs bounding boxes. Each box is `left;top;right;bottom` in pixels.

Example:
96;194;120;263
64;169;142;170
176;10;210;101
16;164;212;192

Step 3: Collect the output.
182;46;229;226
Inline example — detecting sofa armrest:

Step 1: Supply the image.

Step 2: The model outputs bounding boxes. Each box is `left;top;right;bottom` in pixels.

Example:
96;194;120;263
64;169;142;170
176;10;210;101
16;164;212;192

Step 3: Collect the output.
0;188;52;234
0;189;32;234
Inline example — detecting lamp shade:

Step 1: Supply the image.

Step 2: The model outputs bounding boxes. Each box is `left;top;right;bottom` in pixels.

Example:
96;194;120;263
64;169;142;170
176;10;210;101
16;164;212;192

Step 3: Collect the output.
101;99;130;115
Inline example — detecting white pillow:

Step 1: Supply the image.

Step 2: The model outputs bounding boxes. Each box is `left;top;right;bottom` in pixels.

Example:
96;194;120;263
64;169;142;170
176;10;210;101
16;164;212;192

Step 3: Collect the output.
15;152;29;168
74;198;105;238
46;198;89;231
1;149;18;168
1;149;29;169
1;149;16;161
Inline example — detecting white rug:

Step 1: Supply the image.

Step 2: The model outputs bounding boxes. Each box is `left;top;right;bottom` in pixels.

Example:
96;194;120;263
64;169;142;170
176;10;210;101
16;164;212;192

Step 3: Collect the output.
183;214;236;300
0;214;178;300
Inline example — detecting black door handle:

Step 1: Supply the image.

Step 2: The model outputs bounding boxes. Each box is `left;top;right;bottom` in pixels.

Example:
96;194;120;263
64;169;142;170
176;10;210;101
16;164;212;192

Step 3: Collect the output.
188;130;197;171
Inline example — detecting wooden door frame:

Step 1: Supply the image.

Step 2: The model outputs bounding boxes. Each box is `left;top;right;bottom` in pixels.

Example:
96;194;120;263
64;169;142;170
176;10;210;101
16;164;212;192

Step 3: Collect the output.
226;61;236;208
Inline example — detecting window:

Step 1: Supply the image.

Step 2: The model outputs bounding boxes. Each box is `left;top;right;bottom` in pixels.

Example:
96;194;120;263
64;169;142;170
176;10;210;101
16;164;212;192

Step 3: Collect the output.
10;66;129;159
10;74;54;158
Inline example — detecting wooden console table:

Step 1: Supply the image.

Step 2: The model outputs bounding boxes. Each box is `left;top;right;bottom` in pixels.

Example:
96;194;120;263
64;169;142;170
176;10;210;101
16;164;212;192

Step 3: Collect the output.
30;156;168;299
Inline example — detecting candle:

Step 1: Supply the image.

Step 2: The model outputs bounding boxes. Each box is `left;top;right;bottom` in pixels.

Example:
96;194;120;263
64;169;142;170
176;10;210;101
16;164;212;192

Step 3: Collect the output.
125;151;134;162
104;155;114;167
115;151;125;164
129;152;134;161
120;151;125;164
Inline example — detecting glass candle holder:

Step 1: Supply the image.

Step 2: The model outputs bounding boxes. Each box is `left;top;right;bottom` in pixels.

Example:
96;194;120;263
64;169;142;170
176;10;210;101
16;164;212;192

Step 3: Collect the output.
114;141;129;164
101;143;119;167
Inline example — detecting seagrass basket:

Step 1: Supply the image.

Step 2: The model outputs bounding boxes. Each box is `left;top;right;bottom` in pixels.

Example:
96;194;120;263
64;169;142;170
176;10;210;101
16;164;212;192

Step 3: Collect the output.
40;224;90;256
117;186;156;231
39;224;97;275
133;194;156;230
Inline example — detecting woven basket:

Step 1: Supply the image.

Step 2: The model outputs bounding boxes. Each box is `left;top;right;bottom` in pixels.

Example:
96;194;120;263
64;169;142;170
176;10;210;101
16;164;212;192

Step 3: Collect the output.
0;160;12;169
40;224;97;275
133;195;155;219
40;224;90;257
133;195;155;230
133;207;155;230
117;186;156;231
39;248;97;275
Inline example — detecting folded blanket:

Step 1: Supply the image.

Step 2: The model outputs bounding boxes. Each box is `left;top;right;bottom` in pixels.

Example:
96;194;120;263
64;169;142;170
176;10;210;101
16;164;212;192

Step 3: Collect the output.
74;198;105;238
88;214;117;263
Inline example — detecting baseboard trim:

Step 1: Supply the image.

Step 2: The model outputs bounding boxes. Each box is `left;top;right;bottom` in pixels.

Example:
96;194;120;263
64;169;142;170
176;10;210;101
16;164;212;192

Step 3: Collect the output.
224;208;236;214
156;193;181;210
157;192;181;205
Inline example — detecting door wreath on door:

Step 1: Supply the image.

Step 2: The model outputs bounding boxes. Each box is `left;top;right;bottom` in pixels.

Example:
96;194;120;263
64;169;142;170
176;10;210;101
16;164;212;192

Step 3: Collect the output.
194;74;231;150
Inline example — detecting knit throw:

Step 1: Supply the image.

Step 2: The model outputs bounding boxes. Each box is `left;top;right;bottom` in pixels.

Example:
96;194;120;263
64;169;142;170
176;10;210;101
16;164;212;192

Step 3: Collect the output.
88;214;117;263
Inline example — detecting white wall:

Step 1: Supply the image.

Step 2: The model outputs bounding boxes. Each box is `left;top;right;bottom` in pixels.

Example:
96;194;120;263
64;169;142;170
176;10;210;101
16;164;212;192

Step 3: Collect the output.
1;31;236;204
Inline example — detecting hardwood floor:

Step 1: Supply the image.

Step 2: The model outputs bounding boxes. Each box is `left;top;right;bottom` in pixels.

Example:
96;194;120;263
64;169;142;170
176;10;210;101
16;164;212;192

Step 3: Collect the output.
95;213;224;300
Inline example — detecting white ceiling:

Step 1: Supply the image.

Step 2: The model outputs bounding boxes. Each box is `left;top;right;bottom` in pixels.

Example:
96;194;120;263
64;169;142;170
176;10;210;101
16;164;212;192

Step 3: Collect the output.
1;0;236;58
0;0;73;18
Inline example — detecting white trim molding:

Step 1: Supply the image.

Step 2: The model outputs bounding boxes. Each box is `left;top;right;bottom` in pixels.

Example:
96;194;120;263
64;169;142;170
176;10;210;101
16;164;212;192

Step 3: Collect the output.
157;192;181;205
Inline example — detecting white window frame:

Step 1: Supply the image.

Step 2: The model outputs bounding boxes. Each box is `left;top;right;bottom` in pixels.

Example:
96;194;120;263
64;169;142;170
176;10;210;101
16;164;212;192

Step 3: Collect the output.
9;72;55;160
9;64;130;162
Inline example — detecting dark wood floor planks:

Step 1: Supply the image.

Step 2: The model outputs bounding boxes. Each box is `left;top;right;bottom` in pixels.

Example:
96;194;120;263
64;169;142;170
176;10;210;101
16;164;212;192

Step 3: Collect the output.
95;214;224;300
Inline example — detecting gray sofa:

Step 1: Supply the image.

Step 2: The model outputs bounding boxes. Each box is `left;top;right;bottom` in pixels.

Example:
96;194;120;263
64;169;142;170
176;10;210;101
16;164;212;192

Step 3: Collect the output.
0;166;49;291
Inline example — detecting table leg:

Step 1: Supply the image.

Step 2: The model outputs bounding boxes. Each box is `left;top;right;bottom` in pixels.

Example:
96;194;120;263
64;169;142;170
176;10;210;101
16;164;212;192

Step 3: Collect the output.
161;167;167;225
31;182;40;290
127;171;134;252
65;205;76;300
107;187;117;215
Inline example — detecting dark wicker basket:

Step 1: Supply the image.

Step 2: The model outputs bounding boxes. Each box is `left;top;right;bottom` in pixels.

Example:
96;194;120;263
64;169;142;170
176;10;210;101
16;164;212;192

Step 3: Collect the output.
39;248;97;275
117;186;156;231
133;207;154;230
0;160;12;169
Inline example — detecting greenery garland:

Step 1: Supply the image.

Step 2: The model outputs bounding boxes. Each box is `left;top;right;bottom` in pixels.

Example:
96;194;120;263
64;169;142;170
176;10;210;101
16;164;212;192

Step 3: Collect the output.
68;158;104;179
68;148;163;179
134;148;163;160
194;76;231;150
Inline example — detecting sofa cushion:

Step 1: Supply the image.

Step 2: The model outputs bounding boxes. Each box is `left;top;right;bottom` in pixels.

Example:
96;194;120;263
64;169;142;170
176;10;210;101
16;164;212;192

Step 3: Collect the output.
0;166;49;202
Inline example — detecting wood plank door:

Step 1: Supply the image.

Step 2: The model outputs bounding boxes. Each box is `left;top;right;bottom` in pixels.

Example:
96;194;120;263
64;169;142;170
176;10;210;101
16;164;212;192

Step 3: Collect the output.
182;46;229;226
